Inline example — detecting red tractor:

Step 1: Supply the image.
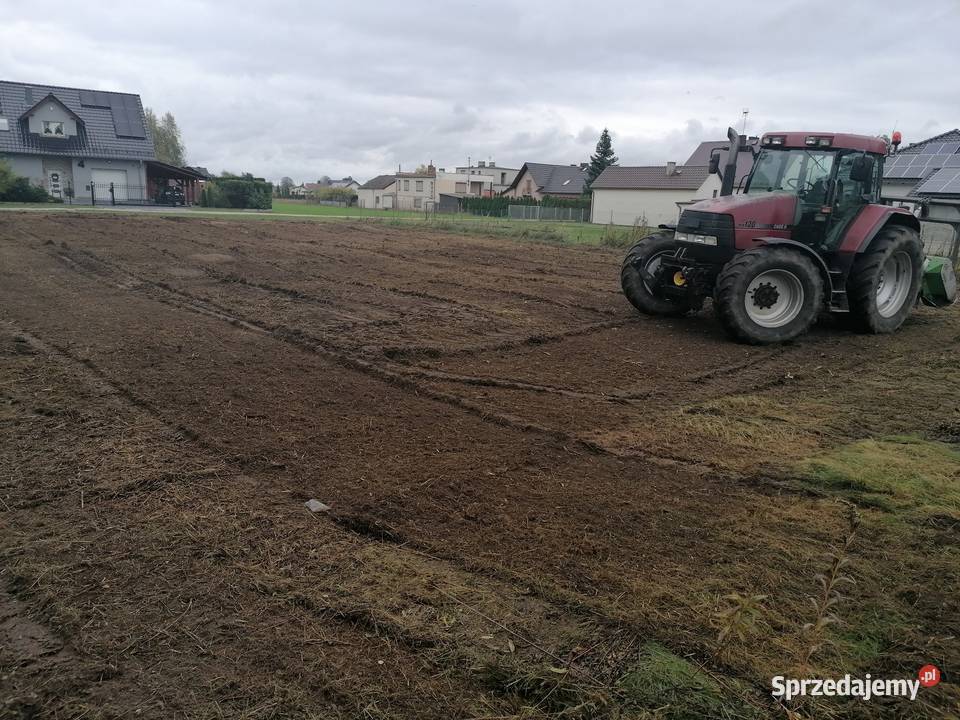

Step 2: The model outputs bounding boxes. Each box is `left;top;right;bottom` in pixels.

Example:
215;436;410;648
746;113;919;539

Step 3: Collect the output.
621;129;923;344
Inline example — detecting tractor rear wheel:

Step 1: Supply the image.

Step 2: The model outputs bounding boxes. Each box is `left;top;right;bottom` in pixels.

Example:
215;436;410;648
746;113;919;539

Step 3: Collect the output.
714;248;824;344
846;225;923;333
620;233;691;316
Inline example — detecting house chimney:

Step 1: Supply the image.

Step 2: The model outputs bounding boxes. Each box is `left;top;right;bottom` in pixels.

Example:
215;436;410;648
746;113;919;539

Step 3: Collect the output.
666;161;677;176
579;162;588;170
478;160;485;168
427;163;436;176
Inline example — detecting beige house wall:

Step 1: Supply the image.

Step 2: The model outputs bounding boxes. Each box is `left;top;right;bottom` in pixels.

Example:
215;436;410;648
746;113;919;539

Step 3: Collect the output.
591;188;699;227
357;181;397;209
503;167;542;200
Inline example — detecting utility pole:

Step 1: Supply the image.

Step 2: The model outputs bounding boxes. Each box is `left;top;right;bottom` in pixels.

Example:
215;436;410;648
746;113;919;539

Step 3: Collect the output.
741;108;750;135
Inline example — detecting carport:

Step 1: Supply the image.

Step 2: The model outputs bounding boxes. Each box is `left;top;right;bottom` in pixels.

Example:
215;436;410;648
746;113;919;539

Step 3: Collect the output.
146;161;205;206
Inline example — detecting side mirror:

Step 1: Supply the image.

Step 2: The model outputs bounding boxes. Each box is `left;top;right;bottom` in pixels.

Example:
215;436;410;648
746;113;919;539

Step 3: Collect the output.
708;151;721;174
850;155;874;183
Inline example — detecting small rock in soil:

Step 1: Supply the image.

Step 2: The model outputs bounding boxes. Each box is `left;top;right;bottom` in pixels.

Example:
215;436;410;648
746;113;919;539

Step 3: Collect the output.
304;499;331;513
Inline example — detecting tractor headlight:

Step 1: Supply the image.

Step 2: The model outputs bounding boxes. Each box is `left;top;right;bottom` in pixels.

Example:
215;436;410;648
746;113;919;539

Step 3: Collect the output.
675;232;718;246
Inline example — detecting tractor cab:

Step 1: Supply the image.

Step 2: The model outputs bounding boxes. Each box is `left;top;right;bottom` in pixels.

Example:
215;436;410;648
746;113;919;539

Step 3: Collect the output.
742;133;887;252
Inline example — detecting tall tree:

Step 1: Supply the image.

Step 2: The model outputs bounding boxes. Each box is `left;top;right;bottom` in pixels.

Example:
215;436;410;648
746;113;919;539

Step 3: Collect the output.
280;176;294;197
145;108;187;166
585;128;618;191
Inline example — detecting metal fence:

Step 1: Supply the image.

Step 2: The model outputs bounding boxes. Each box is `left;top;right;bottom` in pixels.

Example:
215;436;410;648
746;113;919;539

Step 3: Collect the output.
49;182;160;206
920;221;960;262
507;205;587;222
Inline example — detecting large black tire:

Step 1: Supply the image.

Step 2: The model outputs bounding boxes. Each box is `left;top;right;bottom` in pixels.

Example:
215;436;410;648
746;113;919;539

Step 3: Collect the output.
846;225;923;334
620;233;691;317
714;247;824;345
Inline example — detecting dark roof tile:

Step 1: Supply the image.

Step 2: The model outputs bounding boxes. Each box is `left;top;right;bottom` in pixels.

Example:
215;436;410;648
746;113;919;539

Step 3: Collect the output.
0;80;155;160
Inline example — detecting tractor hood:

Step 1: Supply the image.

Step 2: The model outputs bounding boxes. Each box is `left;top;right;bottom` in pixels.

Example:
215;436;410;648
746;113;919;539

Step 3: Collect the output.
686;192;797;230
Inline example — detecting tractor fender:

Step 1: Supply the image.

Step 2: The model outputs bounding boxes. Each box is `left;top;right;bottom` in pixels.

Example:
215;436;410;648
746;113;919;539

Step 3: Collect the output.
838;205;921;254
752;237;833;292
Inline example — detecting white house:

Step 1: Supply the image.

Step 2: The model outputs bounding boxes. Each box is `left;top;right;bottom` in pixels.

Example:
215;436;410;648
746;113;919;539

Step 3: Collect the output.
590;141;758;226
357;174;397;209
590;163;712;226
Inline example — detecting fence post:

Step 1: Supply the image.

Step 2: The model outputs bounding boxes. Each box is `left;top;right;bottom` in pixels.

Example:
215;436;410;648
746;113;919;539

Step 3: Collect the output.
109;183;115;206
90;183;96;206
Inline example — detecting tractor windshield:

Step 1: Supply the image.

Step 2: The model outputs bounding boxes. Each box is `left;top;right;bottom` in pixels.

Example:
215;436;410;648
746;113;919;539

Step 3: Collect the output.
746;149;835;198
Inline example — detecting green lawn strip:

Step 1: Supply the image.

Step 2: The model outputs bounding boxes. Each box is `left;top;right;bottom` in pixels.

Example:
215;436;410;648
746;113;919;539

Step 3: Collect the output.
796;435;960;515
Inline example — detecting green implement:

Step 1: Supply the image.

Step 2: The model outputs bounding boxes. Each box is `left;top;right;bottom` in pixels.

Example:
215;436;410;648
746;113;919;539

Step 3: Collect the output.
920;256;958;307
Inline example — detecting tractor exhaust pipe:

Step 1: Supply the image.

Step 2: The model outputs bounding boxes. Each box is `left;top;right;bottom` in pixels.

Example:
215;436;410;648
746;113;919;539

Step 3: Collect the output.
719;126;741;196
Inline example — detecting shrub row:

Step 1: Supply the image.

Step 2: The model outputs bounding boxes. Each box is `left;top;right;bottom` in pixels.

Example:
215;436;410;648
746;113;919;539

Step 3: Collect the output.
200;177;273;209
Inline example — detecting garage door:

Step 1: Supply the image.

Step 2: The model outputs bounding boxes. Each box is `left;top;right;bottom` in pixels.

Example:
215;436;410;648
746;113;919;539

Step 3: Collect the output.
91;169;128;202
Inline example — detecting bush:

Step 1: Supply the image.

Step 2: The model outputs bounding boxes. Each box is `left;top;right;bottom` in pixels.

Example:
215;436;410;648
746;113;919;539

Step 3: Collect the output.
459;194;590;217
310;186;356;204
0;176;52;203
201;177;272;209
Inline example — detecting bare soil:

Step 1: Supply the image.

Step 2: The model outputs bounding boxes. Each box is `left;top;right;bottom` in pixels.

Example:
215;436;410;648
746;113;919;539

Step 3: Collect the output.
1;212;957;719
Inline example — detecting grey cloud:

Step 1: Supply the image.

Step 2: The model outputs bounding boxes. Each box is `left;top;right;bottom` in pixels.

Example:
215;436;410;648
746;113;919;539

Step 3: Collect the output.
2;0;957;183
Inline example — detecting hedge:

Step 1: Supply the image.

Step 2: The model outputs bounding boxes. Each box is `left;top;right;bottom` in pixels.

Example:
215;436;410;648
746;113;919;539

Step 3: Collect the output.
201;178;273;209
0;177;53;203
459;194;591;217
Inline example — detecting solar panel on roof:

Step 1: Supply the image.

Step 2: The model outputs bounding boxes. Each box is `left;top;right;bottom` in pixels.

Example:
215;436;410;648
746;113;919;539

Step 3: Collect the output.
914;167;960;194
940;142;960;154
945;155;960;168
924;143;943;154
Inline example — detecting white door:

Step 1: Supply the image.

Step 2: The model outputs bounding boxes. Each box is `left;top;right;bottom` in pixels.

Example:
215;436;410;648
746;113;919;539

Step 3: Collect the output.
91;169;128;202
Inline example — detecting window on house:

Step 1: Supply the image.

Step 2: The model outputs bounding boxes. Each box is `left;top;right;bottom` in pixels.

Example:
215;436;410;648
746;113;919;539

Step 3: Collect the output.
429;181;434;195
414;197;422;209
43;121;65;137
403;179;410;191
0;118;9;132
416;180;423;192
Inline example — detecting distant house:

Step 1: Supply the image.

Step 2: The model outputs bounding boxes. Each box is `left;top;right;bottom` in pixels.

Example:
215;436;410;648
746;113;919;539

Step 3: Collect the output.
501;162;587;200
357;174;398;209
589;138;759;226
0;79;161;203
454;161;519;195
289;184;308;197
394;165;436;210
590;164;711;226
329;176;360;191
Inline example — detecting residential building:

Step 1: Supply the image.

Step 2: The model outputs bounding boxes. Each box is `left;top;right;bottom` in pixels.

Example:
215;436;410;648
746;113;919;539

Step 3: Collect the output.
394;165;436;210
502;162;587;200
0;80;158;203
590;164;712;226
357;174;398;209
881;128;960;253
436;168;496;197
454;161;519;195
589;137;759;226
329;176;360;191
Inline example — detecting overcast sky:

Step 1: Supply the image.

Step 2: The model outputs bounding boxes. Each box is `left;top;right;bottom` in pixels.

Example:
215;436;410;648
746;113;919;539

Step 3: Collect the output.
2;0;957;183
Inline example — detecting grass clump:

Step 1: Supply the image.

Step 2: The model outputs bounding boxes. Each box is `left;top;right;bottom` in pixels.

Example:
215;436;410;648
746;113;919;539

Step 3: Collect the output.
797;435;960;514
619;644;759;719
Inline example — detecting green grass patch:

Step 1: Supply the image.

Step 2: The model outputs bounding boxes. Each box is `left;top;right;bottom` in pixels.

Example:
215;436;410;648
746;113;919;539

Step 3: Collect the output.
619;644;759;719
797;435;960;514
270;200;422;219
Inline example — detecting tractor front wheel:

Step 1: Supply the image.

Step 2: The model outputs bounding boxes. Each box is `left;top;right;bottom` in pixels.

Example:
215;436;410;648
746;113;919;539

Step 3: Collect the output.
620;233;691;316
714;248;824;344
846;225;923;333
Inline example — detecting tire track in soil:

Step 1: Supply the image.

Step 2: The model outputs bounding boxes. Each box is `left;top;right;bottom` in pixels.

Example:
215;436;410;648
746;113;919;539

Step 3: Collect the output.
45;244;720;471
1;317;678;712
